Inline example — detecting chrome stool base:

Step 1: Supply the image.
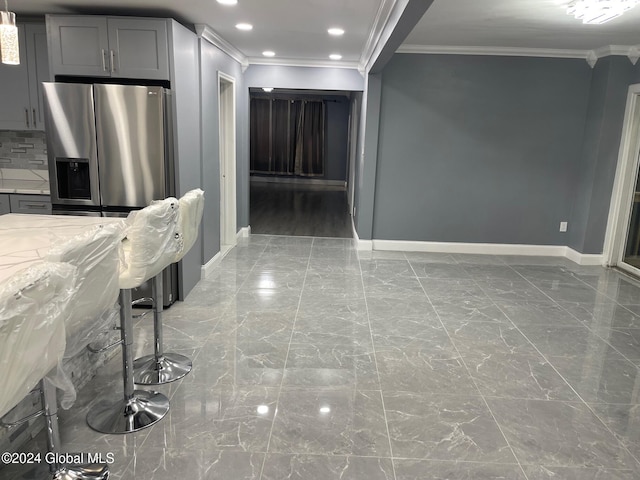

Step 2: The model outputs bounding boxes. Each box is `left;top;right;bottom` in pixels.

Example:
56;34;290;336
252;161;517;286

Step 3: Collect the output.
133;353;192;385
52;463;111;480
86;390;169;434
15;462;110;480
133;273;193;386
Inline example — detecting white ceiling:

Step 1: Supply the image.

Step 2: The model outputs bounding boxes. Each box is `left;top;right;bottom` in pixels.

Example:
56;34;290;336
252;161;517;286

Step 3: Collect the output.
405;0;640;52
11;0;640;66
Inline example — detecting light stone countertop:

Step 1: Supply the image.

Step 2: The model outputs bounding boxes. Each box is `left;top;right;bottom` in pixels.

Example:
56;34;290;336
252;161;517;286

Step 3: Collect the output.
0;169;50;195
0;213;124;283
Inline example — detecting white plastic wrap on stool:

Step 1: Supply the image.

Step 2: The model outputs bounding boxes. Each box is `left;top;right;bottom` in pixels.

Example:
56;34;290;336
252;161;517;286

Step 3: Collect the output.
175;189;204;263
119;197;182;290
0;262;77;419
47;222;125;358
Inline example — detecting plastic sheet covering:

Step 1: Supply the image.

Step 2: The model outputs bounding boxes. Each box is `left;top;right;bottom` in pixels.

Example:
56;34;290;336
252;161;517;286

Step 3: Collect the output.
46;222;125;358
175;189;205;262
0;262;77;419
45;223;125;409
119;197;182;289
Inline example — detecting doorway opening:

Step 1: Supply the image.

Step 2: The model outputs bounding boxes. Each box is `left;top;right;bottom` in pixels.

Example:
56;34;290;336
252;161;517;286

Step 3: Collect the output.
248;89;360;238
219;72;237;255
605;83;640;278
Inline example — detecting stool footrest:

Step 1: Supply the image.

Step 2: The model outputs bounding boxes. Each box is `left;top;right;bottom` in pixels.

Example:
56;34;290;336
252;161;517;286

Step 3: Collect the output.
0;406;43;428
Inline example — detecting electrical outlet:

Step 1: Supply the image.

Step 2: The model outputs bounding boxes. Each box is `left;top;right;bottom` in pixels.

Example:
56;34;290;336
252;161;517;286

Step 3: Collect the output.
560;221;568;232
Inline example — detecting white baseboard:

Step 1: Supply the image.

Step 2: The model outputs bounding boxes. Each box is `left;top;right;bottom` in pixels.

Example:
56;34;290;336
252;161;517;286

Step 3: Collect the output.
201;250;224;279
564;247;604;266
237;226;251;239
351;216;372;251
371;239;604;266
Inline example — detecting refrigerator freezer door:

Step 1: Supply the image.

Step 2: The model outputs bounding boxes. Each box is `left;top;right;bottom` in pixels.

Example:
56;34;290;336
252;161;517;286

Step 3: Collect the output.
43;83;101;207
94;84;166;208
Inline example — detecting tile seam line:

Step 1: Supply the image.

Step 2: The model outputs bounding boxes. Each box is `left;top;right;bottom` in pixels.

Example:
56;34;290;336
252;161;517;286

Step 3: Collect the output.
258;236;313;480
407;255;531;480
358;250;398;480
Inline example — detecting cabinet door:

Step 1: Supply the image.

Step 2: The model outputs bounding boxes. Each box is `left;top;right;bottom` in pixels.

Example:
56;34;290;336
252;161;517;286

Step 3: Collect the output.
107;18;169;80
0;26;31;130
10;194;52;215
47;16;110;77
0;195;10;215
25;24;50;131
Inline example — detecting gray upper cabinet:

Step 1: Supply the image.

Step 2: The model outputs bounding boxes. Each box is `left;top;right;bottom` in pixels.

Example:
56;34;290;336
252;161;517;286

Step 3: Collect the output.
25;24;50;130
0;24;50;130
47;15;169;80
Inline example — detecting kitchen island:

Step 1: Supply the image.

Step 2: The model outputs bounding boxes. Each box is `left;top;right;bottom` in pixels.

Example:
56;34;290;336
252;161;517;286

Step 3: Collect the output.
0;213;126;454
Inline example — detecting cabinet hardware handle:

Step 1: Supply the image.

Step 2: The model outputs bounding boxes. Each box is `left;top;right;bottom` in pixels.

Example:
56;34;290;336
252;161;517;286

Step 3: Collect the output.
25;109;29;128
101;49;107;71
110;50;115;73
32;109;37;128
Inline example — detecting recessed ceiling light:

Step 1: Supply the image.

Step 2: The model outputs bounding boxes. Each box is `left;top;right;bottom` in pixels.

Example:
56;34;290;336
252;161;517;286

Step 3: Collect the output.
262;50;275;57
329;54;342;60
216;0;238;5
328;27;345;36
236;23;253;30
263;87;273;92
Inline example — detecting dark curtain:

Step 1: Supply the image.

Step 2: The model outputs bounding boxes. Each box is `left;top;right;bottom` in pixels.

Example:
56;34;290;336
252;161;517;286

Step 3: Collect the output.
294;100;325;177
250;98;271;173
250;96;325;177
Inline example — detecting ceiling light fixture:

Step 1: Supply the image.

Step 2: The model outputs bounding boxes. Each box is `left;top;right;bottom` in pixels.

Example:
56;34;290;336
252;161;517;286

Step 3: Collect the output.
566;0;639;24
0;0;19;65
262;87;273;92
262;50;275;57
329;54;342;60
216;0;238;5
328;27;345;36
236;23;253;31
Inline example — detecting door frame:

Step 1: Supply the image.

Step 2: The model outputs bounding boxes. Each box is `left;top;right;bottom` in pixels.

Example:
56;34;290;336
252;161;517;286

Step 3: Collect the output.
603;83;640;275
218;71;237;252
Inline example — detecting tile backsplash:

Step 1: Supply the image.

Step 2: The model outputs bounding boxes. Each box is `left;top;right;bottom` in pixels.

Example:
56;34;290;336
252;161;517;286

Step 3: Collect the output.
0;131;48;170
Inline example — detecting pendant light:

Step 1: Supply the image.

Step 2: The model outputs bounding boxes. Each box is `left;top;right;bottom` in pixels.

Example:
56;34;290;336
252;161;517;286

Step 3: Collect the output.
0;0;19;65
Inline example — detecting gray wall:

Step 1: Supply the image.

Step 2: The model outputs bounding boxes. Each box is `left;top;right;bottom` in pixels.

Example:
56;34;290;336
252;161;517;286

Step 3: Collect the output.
569;56;635;254
199;39;247;265
244;65;364;91
169;20;202;299
355;72;382;240
372;54;592;245
325;98;350;181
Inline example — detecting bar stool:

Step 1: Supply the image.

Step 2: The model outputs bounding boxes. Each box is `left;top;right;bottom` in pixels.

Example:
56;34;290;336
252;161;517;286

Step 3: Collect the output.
86;198;182;434
133;189;205;385
46;222;125;409
0;262;109;479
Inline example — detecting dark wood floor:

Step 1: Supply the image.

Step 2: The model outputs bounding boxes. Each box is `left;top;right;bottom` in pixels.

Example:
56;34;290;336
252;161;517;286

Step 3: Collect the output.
249;181;352;238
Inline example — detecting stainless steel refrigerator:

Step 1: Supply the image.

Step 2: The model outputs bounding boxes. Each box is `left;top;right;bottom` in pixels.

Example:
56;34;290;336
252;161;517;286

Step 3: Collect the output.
42;82;177;306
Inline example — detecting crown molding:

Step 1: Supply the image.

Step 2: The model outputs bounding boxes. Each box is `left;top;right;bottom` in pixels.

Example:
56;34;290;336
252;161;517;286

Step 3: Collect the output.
358;0;399;73
195;24;249;68
397;43;640;68
246;57;360;70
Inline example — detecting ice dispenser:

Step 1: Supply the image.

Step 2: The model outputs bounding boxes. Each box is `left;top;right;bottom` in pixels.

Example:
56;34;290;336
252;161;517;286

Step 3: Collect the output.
55;158;92;200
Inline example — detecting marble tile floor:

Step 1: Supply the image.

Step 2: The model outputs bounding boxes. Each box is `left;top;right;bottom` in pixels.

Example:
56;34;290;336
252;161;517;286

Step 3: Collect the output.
5;235;640;479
